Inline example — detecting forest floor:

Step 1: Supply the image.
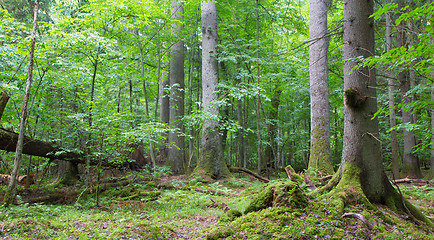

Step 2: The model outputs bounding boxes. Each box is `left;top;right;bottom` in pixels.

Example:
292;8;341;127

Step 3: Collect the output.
0;168;432;239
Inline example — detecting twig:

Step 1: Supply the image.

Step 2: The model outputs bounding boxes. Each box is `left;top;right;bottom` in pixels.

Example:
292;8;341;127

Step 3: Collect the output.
342;213;375;230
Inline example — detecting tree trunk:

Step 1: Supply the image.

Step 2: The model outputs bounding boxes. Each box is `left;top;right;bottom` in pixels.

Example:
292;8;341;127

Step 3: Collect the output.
340;0;388;202
195;1;231;179
0;92;10;122
255;0;263;174
167;0;185;174
3;0;39;206
329;2;433;228
386;11;400;179
396;1;421;178
308;0;333;176
431;84;434;178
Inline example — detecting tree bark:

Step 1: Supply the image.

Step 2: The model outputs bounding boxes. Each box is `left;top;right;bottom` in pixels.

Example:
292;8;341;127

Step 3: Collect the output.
0;92;10;122
397;0;421;178
386;11;400;179
0;128;83;162
255;0;263;174
167;0;185;174
195;1;231;179
3;0;39;206
308;0;333;175
331;3;432;228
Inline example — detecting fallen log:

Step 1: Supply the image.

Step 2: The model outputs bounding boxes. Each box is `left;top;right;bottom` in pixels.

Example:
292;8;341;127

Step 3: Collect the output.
158;184;242;197
0;128;84;163
228;166;270;183
209;197;230;212
393;178;432;184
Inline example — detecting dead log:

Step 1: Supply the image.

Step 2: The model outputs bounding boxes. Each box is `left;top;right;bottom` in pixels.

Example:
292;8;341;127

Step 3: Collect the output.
0;128;84;163
209;197;230;212
158;184;242;197
394;178;432;184
303;172;316;190
228;166;270;183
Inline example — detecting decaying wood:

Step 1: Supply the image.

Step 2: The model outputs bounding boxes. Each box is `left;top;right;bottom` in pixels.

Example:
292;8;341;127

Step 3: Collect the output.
304;172;316;189
342;212;375;230
393;178;432;184
285;166;296;181
158;184;242;197
209;197;230;212
228;166;270;183
318;175;333;182
0;128;83;163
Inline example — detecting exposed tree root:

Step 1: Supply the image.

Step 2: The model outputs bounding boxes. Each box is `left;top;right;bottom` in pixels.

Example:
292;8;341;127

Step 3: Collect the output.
228;166;269;183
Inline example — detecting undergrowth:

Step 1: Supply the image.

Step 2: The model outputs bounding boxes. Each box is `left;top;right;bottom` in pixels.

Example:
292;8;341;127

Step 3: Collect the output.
0;169;432;239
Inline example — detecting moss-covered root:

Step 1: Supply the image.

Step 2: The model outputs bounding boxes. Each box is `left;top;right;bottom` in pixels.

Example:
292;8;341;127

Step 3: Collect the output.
244;181;308;214
385;189;434;229
325;163;372;215
309;166;341;197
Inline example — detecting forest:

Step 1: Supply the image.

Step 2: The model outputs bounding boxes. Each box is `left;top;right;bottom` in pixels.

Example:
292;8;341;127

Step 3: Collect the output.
0;0;433;239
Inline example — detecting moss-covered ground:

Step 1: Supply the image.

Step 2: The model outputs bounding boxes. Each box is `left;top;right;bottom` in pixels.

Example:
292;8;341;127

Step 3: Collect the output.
0;169;432;239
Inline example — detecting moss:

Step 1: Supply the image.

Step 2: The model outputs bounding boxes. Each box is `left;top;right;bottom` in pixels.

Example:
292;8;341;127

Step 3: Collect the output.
244;184;274;214
308;117;334;176
284;165;304;184
207;226;233;240
244;181;308;214
219;209;242;223
326;162;372;214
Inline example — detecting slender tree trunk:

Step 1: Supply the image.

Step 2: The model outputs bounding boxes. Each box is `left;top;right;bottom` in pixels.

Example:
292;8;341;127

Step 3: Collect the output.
3;0;39;206
195;1;231;179
308;0;333;175
431;84;434;178
236;73;246;168
386;11;400;179
168;0;185;174
255;0;263;174
396;1;421;178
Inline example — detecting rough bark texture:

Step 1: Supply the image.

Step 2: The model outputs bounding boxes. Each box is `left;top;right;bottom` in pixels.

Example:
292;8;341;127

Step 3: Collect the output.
168;0;185;174
330;2;433;228
341;0;390;202
308;0;333;175
386;12;400;179
396;1;421;178
0;92;10;122
195;2;231;179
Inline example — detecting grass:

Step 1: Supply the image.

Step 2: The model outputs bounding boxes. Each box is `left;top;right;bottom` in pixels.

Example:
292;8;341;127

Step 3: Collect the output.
0;171;432;239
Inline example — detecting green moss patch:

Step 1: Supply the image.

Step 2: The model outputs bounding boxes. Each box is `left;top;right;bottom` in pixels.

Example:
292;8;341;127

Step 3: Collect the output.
244;181;308;214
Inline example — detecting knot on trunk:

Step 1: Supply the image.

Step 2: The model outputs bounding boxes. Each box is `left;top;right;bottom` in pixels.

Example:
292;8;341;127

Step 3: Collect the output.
344;87;367;108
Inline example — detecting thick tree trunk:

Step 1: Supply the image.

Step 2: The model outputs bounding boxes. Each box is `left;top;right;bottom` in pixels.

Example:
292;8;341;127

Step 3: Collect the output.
308;0;333;175
167;0;185;174
328;2;433;228
195;1;231;179
255;0;263;174
386;12;400;179
3;0;39;206
0;92;10;122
